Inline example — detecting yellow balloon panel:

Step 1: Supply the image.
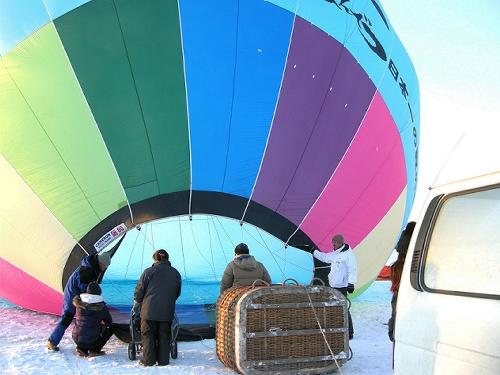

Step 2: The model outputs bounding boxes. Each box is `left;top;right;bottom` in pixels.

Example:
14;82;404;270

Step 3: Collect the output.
0;154;76;292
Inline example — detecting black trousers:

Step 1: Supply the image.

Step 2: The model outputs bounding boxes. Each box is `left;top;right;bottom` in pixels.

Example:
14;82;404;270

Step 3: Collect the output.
336;287;354;337
77;323;113;352
141;319;171;366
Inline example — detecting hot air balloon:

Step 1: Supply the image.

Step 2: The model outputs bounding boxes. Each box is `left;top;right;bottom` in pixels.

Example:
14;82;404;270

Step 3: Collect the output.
0;0;419;333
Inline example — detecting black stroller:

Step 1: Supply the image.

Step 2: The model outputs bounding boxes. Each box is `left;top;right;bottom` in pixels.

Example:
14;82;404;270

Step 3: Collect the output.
127;303;179;360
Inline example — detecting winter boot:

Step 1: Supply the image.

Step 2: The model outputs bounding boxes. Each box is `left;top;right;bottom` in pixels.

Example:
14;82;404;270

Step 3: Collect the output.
88;350;105;357
76;347;89;357
47;341;60;352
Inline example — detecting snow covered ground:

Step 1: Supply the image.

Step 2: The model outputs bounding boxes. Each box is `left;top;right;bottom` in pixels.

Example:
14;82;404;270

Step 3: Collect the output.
0;281;393;374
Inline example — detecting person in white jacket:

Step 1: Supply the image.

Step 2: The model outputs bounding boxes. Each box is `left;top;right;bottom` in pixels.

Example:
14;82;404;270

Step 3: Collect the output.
313;234;357;339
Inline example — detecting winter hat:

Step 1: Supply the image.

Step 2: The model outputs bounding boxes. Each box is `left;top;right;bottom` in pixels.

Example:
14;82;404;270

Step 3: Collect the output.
235;243;249;255
97;251;111;267
87;282;102;295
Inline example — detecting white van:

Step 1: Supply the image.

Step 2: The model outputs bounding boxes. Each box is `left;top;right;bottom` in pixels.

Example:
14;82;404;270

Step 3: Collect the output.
394;170;500;374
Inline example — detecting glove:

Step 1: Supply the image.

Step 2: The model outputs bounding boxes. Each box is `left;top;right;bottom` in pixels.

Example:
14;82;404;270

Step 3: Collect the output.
347;283;355;294
295;244;316;253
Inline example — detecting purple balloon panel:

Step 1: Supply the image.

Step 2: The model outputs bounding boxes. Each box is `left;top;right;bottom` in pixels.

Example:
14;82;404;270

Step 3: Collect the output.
252;17;376;225
300;92;407;250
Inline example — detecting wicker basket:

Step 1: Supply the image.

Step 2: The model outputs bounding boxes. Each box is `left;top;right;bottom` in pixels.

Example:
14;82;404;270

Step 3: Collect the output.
216;281;349;374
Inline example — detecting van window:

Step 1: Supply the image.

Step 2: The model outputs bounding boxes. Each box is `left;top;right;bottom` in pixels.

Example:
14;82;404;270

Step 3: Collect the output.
423;186;500;297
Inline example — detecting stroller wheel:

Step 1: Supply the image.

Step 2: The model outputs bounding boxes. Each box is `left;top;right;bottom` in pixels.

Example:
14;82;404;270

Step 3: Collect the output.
170;341;178;359
128;342;136;361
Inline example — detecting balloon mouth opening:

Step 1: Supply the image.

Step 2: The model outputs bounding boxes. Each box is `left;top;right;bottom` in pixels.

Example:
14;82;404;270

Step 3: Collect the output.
63;191;317;284
97;213;315;326
61;191;318;325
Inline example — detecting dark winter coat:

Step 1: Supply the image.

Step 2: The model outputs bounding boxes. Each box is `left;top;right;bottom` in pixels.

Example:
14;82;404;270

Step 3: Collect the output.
72;293;112;345
134;260;181;322
220;255;272;294
388;290;398;342
63;254;101;313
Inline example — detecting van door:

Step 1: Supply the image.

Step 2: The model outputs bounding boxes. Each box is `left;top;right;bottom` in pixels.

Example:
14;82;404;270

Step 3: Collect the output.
394;183;500;375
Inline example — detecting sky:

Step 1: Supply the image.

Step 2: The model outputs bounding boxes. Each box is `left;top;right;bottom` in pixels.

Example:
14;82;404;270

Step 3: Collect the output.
380;0;500;220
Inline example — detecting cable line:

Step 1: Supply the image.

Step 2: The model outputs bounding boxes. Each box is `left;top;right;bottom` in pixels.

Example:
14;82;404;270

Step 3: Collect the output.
210;216;228;264
178;217;189;280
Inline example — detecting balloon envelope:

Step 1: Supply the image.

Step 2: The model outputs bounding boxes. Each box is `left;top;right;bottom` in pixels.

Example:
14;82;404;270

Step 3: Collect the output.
0;0;419;321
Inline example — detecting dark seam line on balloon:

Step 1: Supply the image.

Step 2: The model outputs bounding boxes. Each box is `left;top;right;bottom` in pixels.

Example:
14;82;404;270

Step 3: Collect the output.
124;179;158;189
0;57;102;222
221;0;240;192
111;0;160;196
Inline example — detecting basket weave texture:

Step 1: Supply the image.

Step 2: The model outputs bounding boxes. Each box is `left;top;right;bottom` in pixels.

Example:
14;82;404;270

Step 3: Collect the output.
216;286;254;370
216;284;348;374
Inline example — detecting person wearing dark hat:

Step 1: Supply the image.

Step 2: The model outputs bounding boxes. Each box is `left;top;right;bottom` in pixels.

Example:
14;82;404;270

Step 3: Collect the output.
47;251;112;351
72;281;113;357
134;249;182;366
220;243;272;294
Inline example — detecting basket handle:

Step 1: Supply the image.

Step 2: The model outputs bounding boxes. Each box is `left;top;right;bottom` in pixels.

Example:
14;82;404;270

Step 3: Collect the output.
251;279;270;288
310;277;326;286
281;278;300;286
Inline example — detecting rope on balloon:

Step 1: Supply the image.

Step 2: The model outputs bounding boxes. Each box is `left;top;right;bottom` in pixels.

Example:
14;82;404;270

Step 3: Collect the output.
241;224;311;274
177;217;189;280
124;229;141;279
241;225;286;279
97;231;142;302
140;224;148;273
210;216;229;264
214;216;237;248
189;219;219;281
206;218;218;281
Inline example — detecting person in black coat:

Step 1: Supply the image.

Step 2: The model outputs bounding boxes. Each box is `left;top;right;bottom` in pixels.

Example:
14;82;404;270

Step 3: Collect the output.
134;249;182;366
72;282;113;357
388;221;416;342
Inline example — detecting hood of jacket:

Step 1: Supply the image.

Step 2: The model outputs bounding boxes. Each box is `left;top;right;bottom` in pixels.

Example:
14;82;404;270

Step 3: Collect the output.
73;293;106;311
233;255;257;271
152;260;172;267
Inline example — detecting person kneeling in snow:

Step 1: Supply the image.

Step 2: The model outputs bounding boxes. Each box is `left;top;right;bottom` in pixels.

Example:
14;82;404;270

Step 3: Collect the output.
47;251;112;351
72;282;113;357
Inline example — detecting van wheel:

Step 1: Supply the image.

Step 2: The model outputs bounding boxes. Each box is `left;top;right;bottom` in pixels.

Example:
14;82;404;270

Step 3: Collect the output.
128;343;136;360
